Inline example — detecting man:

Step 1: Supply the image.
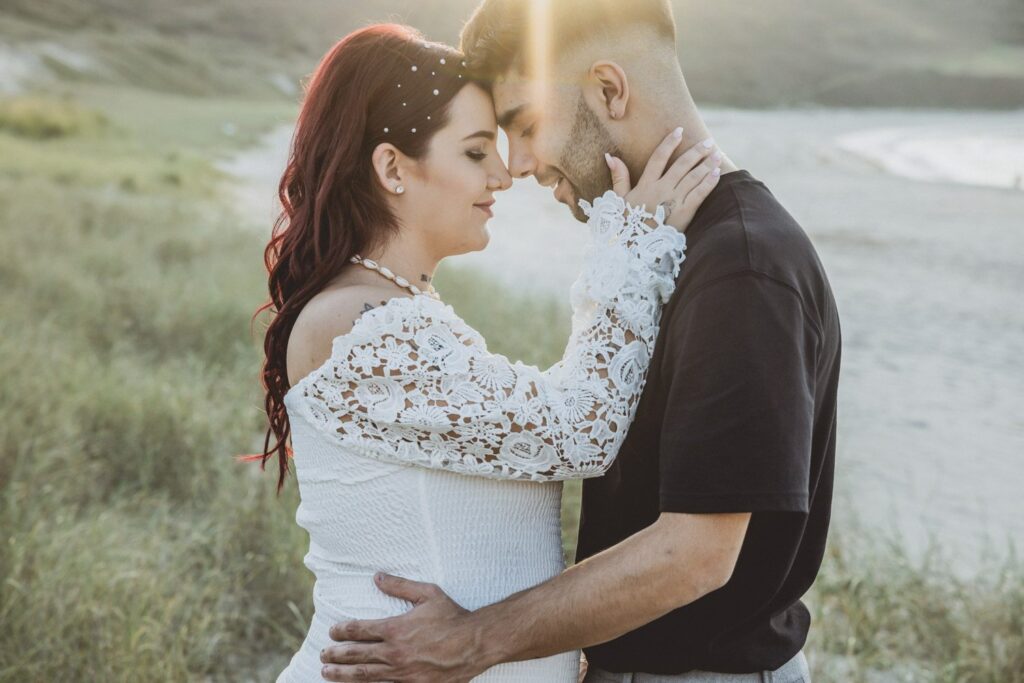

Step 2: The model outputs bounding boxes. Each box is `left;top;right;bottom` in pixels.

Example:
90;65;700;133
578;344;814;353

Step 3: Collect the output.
322;1;840;680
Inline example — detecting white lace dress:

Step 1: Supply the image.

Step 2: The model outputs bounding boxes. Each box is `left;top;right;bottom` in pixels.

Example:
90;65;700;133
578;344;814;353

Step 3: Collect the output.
275;192;686;682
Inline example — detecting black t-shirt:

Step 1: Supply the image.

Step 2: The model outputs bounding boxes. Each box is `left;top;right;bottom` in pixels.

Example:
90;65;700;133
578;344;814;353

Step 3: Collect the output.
577;169;841;675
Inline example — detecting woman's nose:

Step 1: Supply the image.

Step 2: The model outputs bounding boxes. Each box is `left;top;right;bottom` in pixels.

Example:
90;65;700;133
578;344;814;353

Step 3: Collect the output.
489;165;513;191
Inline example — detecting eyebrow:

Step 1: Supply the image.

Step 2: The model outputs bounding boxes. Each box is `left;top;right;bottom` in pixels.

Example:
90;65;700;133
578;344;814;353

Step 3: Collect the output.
462;130;496;141
496;104;527;129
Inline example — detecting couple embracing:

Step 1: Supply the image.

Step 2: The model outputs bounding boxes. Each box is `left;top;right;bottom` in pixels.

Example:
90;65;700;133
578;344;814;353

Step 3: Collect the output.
254;1;840;681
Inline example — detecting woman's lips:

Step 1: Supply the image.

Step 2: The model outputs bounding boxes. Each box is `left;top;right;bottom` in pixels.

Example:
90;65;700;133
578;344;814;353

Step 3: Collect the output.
474;201;494;217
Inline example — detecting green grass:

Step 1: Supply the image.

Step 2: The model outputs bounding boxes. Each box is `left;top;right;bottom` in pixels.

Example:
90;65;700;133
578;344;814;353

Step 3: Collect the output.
0;87;311;681
0;95;108;139
929;44;1024;79
0;80;1021;681
805;530;1023;682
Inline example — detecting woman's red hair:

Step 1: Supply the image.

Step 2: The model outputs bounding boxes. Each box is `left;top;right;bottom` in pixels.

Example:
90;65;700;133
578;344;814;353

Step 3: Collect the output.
240;24;477;492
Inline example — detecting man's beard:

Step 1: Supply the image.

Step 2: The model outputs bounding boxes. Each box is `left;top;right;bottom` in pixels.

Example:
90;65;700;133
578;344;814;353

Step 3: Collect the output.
558;93;621;222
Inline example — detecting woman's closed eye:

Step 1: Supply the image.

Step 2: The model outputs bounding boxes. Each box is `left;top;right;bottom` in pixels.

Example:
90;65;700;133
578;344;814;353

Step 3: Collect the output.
466;150;488;162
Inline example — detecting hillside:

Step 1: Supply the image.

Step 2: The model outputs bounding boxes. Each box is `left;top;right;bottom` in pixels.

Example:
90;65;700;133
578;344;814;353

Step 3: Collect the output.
1;0;1022;107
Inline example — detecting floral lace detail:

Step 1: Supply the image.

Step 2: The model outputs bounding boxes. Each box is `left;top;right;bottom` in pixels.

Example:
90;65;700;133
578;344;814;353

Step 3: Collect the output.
288;191;687;481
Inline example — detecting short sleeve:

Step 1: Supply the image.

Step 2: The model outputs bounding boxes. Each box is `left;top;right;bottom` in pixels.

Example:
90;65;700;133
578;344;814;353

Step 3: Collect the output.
658;273;819;513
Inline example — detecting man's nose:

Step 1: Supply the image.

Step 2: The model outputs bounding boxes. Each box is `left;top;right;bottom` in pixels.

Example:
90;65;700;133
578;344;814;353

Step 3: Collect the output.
507;139;537;178
510;158;536;179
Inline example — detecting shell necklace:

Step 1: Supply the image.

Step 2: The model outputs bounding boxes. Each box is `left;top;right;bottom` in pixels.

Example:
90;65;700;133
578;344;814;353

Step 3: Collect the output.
349;255;440;300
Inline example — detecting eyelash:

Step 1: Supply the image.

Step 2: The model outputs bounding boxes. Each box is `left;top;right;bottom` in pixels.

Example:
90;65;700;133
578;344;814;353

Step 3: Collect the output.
522;124;535;138
467;151;487;162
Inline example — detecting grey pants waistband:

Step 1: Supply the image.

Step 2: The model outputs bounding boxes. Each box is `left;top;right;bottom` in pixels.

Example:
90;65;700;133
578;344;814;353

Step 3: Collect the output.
584;650;810;683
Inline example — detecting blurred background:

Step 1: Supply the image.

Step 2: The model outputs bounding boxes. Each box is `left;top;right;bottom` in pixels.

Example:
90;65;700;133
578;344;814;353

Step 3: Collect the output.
1;1;1021;681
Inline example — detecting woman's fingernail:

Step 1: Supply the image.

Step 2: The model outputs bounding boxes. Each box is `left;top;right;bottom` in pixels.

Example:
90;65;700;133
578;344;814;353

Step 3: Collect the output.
673;127;683;139
702;137;715;149
712;167;722;177
712;151;722;163
605;152;613;166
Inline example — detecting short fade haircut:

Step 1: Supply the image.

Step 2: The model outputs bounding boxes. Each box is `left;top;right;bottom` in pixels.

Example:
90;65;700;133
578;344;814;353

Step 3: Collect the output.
459;0;677;82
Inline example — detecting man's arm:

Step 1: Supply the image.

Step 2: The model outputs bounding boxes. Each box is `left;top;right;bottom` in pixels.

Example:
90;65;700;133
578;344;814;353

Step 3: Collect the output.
321;511;749;682
470;510;750;663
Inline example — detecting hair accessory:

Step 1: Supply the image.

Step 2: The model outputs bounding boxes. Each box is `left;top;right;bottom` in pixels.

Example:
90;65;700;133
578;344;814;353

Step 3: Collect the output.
381;47;468;136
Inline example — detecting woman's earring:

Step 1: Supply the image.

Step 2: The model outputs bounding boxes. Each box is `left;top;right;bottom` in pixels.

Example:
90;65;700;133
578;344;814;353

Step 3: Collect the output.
395;185;405;194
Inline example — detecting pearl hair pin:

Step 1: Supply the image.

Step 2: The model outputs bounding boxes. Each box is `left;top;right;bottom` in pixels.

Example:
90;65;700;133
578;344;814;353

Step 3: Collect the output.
350;255;440;299
380;50;467;136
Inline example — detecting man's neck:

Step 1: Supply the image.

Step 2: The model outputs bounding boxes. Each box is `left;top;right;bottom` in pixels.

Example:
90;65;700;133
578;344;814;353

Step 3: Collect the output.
618;94;739;179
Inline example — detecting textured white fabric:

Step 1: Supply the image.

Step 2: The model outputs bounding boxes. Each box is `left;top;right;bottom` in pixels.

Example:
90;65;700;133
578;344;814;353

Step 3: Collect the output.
276;191;686;682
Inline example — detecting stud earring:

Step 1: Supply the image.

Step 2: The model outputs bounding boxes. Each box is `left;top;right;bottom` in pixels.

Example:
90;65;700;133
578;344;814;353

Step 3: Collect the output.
396;185;405;194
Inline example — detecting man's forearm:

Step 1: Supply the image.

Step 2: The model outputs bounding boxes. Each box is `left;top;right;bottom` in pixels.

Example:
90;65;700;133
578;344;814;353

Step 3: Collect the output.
466;512;750;667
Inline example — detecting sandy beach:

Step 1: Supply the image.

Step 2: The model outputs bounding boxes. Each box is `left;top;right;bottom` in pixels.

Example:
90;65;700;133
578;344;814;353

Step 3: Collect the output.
219;107;1024;576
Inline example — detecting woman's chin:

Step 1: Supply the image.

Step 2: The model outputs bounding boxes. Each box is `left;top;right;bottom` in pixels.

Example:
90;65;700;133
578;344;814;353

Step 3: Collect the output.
468;227;491;253
449;225;490;256
475;226;491;250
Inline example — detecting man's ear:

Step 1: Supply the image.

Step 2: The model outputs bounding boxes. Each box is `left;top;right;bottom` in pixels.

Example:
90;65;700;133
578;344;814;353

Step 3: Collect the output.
371;143;405;194
586;60;630;121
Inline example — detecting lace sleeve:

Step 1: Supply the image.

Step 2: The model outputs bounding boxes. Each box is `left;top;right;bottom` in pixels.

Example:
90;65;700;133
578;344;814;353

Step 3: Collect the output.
290;191;686;481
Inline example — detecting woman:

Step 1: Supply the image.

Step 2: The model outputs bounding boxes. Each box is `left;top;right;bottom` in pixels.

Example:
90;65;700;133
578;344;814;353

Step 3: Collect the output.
252;24;721;682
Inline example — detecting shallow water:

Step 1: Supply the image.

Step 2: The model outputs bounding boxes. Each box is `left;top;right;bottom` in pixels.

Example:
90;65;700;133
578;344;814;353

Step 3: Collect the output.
220;108;1024;576
836;116;1024;191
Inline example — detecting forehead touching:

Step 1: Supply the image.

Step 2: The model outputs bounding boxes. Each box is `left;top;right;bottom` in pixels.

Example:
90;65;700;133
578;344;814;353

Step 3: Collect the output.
494;75;571;134
492;78;531;131
437;83;498;143
492;63;586;134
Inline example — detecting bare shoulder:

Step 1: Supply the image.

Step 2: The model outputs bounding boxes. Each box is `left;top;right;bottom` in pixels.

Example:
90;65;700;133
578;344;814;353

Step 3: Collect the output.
286;284;404;386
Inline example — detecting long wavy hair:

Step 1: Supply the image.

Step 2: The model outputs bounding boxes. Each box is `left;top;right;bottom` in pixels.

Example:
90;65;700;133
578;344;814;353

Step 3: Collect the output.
241;24;477;492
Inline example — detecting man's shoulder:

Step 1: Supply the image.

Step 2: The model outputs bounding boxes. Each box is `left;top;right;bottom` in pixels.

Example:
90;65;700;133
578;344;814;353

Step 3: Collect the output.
675;173;827;304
